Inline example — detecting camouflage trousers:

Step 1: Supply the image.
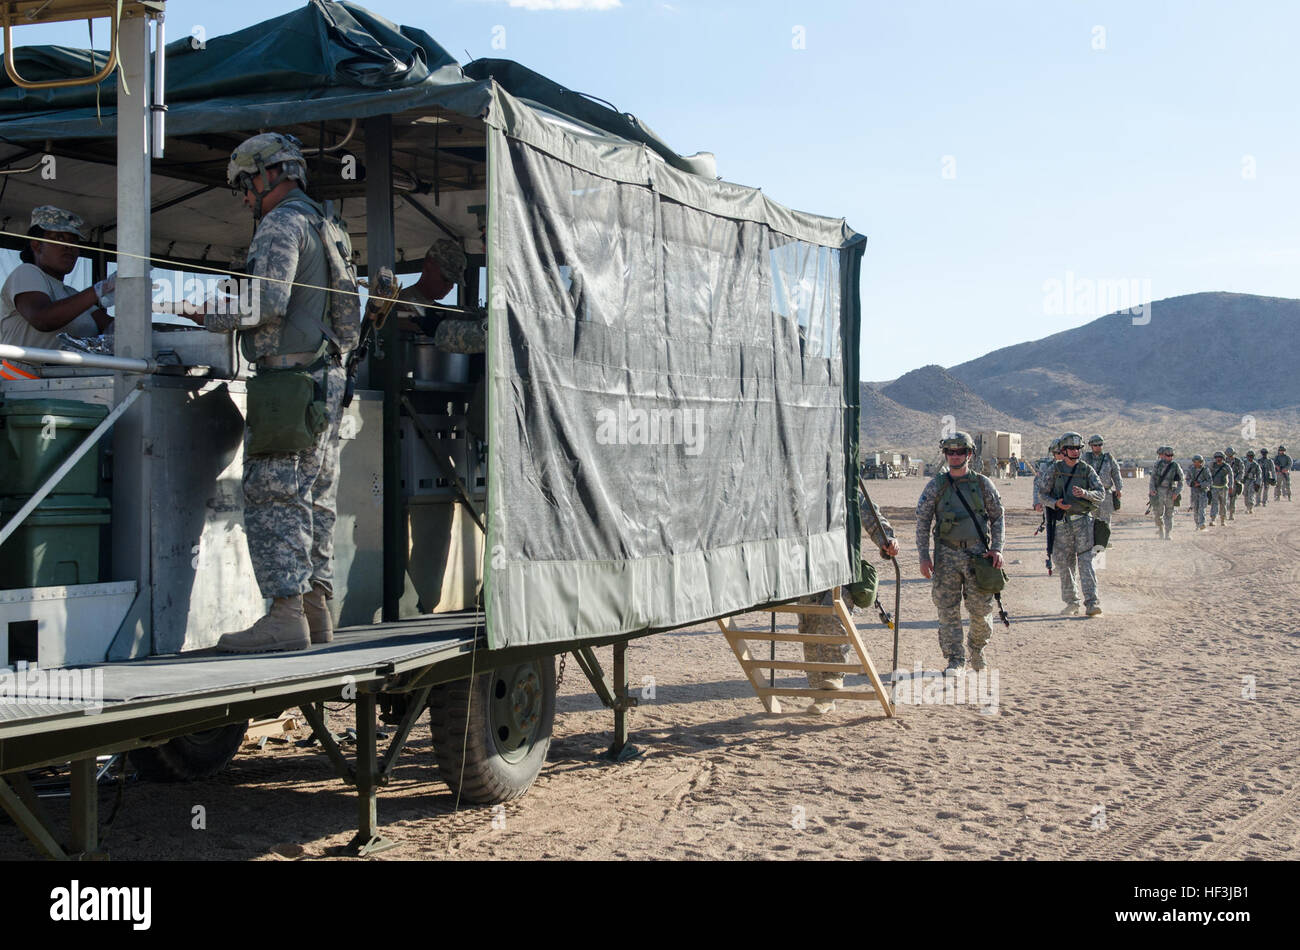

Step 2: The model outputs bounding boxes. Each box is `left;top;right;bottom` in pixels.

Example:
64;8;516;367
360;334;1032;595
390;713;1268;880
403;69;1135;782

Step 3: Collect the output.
1227;482;1239;518
1278;472;1291;500
1258;481;1268;507
1053;515;1098;609
243;361;346;600
1151;489;1178;535
929;543;993;662
1192;489;1209;526
1094;491;1115;525
1209;487;1229;524
798;594;849;690
1244;481;1259;510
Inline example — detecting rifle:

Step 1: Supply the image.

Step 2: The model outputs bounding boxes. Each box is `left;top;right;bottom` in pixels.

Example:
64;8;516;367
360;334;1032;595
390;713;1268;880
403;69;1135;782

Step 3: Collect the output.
1044;508;1056;576
342;267;399;410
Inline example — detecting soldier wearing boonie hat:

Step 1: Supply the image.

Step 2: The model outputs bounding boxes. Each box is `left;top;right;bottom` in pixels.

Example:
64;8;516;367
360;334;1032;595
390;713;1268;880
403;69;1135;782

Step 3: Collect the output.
1;205;112;378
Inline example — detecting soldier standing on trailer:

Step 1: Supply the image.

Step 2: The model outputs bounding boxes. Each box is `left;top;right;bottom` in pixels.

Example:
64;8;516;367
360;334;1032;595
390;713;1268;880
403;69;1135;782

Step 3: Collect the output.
201;133;353;653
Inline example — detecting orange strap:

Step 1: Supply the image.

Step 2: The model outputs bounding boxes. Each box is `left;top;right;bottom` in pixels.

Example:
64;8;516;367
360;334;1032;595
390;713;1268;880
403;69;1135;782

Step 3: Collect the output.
0;359;38;380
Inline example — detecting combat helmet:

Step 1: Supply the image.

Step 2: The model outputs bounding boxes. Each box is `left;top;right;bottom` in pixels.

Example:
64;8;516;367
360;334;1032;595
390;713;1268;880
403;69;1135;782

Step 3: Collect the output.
939;431;975;453
1191;454;1204;463
1088;434;1104;446
1280;445;1287;453
1225;446;1236;456
1213;451;1225;459
1059;432;1084;450
227;132;308;218
1247;450;1255;458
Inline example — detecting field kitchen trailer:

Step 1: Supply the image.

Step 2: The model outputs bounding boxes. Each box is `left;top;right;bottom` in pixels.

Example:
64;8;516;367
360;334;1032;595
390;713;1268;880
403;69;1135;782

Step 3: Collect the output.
0;0;868;858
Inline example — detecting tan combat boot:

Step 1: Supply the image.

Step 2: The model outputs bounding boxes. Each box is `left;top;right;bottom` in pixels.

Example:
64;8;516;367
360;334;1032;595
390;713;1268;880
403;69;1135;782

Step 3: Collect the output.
303;584;334;644
216;596;309;654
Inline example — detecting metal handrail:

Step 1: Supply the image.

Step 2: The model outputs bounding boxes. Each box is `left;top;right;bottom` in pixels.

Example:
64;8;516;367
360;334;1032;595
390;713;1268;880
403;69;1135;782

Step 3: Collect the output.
1;0;121;91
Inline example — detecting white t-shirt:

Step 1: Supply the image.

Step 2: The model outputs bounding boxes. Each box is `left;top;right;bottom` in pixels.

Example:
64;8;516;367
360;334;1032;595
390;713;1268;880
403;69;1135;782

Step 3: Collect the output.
0;263;100;373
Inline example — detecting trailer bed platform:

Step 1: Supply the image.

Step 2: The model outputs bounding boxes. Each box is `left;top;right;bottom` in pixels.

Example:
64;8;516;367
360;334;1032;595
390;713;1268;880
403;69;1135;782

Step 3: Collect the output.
0;614;496;858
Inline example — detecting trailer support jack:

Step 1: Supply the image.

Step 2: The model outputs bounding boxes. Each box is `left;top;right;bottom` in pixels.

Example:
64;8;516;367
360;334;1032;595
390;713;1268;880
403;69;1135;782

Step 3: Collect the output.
572;642;641;762
302;687;431;857
0;759;106;861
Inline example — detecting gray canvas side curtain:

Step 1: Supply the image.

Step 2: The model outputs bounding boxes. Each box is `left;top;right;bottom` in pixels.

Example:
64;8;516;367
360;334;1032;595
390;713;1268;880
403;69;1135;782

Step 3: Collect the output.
484;87;864;648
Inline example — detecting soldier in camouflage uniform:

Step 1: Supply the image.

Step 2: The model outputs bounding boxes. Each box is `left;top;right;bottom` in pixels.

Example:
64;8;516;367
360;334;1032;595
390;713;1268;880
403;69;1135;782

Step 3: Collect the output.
1033;439;1064;512
1187;455;1211;530
1276;446;1292;501
199;133;351;653
916;431;1006;675
395;239;467;334
1242;451;1262;513
1042;432;1105;615
1084;434;1123;528
1148;446;1183;539
1224;448;1245;520
800;490;899;714
1257;448;1274;508
1208;451;1233;526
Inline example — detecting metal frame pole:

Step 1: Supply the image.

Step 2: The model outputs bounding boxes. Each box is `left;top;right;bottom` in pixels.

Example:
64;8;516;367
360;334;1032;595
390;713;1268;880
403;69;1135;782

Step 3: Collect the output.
365;116;403;623
111;11;155;648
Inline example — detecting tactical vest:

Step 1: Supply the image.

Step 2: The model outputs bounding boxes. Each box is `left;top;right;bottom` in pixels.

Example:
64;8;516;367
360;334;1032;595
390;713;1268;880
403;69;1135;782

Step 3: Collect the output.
241;191;329;362
936;473;986;545
1086;451;1113;478
1048;460;1097;514
1152;460;1181;491
1210;462;1232;487
1189;466;1211;491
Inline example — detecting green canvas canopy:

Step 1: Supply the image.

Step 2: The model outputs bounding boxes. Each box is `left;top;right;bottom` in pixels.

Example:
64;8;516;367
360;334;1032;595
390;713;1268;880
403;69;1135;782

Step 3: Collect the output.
0;0;866;652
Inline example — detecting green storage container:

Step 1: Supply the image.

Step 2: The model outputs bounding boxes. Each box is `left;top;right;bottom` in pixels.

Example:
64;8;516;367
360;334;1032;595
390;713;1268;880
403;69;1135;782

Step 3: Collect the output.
0;398;108;497
0;495;111;589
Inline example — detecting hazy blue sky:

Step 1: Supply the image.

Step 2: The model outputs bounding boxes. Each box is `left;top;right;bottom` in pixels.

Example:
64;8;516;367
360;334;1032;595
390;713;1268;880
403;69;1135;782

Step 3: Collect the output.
15;0;1298;378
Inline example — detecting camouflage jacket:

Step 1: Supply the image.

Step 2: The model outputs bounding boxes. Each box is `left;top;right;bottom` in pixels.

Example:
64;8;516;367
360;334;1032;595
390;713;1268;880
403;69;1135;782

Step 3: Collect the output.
1243;459;1262;484
1148;459;1184;495
1084;451;1123;495
1259;456;1276;479
1227;456;1245;484
204;188;329;361
1209;461;1234;491
1276;453;1293;472
1186;465;1212;493
915;470;1004;564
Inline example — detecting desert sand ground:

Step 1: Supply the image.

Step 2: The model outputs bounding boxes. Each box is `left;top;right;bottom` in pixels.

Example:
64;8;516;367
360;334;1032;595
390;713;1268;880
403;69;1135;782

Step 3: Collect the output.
3;474;1298;860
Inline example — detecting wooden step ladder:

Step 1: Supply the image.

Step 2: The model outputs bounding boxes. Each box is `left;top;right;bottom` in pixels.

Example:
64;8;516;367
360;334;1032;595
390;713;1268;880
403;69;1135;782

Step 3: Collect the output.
717;588;895;717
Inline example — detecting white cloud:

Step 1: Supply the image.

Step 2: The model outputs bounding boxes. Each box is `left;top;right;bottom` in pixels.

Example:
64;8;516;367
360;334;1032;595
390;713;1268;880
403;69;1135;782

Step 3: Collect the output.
504;0;622;9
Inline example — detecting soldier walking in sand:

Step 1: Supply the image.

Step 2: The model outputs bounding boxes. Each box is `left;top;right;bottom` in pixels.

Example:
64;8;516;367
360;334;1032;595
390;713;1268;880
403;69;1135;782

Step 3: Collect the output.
1187;455;1211;531
1148;446;1183;540
1257;448;1274;509
1208;451;1234;527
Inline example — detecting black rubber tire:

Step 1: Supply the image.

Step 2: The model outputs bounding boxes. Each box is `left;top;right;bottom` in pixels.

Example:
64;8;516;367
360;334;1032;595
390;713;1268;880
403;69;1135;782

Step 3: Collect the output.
427;658;555;804
128;722;248;782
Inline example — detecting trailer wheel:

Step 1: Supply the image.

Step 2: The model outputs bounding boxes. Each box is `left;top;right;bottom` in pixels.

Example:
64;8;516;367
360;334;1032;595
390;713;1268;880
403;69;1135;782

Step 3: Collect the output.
427;658;555;804
128;722;249;782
